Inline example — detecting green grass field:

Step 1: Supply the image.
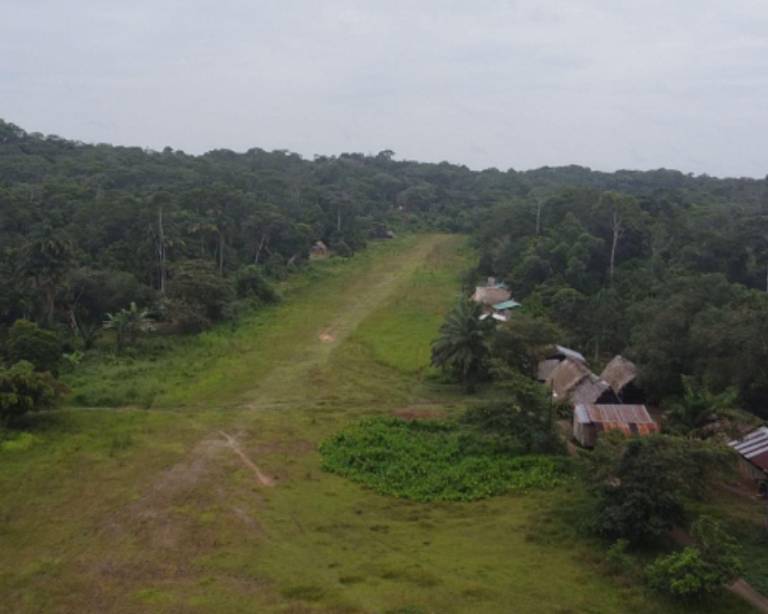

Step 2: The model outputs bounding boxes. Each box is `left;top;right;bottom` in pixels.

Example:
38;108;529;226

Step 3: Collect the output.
0;234;752;613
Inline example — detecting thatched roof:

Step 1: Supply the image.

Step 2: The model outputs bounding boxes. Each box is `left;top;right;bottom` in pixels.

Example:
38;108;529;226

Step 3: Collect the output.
571;375;617;406
472;286;511;306
601;355;638;394
546;358;591;400
310;240;329;255
537;358;561;382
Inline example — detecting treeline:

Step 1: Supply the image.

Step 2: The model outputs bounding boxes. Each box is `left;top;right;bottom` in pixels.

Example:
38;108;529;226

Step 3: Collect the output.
1;117;767;418
473;186;768;414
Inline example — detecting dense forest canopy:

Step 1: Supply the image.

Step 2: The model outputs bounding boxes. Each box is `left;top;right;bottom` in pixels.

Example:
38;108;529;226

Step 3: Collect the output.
1;117;767;414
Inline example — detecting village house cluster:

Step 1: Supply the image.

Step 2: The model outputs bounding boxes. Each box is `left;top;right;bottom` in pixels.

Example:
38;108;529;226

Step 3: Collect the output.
472;278;768;490
472;277;658;448
537;346;658;447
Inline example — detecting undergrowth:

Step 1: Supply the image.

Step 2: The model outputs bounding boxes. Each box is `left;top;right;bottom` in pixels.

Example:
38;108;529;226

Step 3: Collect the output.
320;416;568;502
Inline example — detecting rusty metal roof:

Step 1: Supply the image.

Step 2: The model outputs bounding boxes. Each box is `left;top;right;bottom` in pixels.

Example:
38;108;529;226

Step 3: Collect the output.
729;426;768;472
574;403;658;437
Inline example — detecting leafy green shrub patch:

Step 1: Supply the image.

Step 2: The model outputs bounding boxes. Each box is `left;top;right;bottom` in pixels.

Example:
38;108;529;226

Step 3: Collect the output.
320;417;566;502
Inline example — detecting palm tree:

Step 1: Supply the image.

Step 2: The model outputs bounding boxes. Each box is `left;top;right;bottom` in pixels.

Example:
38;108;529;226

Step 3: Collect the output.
103;302;154;350
431;299;493;393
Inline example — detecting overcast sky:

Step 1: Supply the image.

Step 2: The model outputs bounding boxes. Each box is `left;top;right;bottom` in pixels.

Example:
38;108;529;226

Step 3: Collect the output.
2;1;767;177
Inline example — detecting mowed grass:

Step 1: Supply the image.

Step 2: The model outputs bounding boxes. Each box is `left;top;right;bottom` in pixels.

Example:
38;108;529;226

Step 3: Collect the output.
353;238;472;374
0;234;752;613
62;235;435;408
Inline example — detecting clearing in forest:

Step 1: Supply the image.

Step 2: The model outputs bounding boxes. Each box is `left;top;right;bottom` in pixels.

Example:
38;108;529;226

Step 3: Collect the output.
0;235;749;613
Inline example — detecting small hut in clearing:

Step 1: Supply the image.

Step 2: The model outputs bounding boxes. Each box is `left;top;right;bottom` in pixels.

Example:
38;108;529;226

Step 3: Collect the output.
601;355;645;403
573;403;658;448
309;241;329;260
728;426;768;484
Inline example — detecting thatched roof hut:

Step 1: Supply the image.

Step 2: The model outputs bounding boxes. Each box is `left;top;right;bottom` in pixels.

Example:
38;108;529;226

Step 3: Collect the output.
545;358;617;406
310;241;329;259
601;355;644;403
546;358;591;401
538;345;586;383
472;285;511;306
537;358;561;382
571;375;618;406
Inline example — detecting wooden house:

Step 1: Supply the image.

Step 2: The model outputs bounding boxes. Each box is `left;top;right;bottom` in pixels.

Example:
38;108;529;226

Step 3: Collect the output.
728;427;768;484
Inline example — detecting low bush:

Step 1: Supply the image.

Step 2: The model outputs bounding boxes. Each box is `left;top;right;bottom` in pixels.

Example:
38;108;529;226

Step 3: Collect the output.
6;319;62;373
320;416;567;502
646;547;722;599
645;516;742;600
235;265;280;303
0;361;62;426
167;259;234;325
603;539;635;577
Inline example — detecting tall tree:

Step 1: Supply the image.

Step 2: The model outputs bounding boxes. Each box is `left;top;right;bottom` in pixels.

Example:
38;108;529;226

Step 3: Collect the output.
20;230;75;326
431;299;493;393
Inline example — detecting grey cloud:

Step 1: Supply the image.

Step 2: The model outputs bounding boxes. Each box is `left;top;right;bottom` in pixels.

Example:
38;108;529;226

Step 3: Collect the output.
1;0;766;177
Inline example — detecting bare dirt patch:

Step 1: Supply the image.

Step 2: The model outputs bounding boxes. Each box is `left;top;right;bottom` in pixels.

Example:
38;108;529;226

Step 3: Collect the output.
318;329;336;343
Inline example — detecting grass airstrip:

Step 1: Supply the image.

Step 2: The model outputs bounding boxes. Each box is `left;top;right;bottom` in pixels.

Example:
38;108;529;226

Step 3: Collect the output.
0;235;751;613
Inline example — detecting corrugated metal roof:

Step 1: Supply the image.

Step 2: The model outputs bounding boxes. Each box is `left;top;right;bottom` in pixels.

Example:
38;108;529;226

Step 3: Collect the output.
574;403;659;436
492;299;521;310
584;404;656;424
729;427;768;471
555;345;586;363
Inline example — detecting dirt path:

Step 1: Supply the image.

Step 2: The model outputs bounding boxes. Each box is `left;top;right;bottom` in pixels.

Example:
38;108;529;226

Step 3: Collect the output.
219;431;275;486
730;579;768;613
237;235;448;408
78;234;457;606
670;527;768;611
